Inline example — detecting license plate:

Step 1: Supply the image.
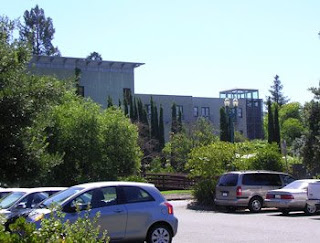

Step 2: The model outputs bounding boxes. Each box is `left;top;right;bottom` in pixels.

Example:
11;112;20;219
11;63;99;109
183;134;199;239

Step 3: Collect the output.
275;195;281;199
222;192;228;197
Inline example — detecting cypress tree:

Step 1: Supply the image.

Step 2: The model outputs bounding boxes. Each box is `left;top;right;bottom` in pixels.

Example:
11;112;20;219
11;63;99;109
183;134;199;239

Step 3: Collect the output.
220;107;229;141
159;105;165;150
171;103;178;134
274;104;281;146
123;97;129;116
267;97;274;144
107;95;113;108
177;110;182;133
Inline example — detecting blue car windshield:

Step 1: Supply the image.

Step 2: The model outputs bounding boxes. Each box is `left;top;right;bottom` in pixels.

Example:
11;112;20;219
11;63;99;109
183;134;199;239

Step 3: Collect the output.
0;192;26;209
40;187;84;208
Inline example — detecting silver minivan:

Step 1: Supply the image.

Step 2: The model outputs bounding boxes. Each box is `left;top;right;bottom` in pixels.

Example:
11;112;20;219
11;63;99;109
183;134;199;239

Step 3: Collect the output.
215;171;295;212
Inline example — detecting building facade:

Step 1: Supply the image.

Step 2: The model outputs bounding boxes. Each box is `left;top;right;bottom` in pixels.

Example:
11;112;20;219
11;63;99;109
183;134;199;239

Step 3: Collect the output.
29;56;264;141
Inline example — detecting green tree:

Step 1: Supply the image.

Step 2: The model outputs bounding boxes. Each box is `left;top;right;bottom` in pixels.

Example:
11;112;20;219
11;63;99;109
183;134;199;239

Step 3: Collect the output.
281;118;304;145
274;104;281;146
159;105;165;150
19;5;60;56
47;97;142;185
268;75;288;106
0;17;66;186
186;142;236;177
219;107;229;141
302;83;320;174
248;143;284;171
86;51;102;61
190;117;217;147
171;103;178;134
267;97;275;144
107;95;113;108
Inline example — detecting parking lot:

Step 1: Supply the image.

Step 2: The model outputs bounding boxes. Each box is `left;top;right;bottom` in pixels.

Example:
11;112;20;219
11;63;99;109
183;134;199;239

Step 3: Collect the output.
171;200;320;243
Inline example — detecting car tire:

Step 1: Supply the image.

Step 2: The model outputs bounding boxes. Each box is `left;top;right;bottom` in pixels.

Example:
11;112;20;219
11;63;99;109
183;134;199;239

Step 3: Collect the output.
280;209;290;215
304;203;317;215
146;224;172;243
248;196;263;213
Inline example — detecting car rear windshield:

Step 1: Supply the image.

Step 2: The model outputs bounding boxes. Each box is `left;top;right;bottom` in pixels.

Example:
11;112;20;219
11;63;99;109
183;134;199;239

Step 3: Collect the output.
218;174;238;186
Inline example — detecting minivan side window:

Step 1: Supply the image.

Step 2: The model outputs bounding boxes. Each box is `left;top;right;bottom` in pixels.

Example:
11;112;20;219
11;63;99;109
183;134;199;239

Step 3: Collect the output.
242;173;282;186
218;174;239;186
281;175;296;185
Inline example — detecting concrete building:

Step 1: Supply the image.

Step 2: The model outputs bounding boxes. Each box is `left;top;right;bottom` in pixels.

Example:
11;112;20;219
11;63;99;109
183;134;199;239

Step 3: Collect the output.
29;56;263;141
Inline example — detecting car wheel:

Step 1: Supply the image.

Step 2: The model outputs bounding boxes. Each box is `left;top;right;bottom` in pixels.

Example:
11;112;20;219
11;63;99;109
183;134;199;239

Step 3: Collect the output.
304;203;317;215
248;197;263;213
280;209;290;215
146;224;172;243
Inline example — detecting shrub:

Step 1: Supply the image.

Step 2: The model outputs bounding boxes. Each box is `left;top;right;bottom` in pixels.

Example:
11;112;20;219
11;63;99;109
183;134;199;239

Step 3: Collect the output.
192;179;216;206
0;208;109;242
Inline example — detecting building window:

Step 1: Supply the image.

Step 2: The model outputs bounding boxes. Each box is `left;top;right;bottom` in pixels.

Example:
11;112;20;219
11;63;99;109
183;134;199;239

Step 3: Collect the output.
201;107;210;117
238;108;243;118
176;105;184;119
193;107;198;117
76;85;84;97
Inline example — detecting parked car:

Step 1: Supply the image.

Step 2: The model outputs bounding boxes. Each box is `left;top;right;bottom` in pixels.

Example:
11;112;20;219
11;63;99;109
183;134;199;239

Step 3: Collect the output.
0;188;30;201
215;170;295;212
265;179;320;215
26;181;178;243
0;187;67;219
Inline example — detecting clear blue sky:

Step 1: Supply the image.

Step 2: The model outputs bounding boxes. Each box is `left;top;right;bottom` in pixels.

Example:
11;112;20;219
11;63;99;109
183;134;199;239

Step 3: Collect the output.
3;0;320;104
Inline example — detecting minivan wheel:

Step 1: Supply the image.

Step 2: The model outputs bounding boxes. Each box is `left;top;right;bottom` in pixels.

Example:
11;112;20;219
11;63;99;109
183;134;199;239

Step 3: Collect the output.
304;203;317;215
248;197;263;213
146;224;172;243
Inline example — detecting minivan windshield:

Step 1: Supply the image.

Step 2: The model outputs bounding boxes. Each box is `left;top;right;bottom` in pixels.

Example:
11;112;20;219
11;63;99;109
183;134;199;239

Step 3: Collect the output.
0;192;26;209
39;187;84;208
218;174;238;186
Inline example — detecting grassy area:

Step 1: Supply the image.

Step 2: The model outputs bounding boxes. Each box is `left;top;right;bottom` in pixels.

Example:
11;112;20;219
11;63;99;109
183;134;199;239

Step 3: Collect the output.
161;189;193;195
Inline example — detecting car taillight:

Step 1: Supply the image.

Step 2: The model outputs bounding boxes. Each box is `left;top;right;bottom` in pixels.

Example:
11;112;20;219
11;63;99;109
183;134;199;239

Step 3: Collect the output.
236;186;242;197
281;194;294;200
164;202;173;215
266;193;274;199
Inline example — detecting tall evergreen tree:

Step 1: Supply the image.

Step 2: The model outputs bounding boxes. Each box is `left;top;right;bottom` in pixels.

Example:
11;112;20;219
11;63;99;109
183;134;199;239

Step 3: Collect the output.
220;107;229;141
107;95;113;108
159;105;165;150
274;104;281;146
267;97;275;144
19;5;60;56
268;75;289;106
171;103;178;134
150;97;159;139
302;83;320;174
177;110;183;133
123;97;128;116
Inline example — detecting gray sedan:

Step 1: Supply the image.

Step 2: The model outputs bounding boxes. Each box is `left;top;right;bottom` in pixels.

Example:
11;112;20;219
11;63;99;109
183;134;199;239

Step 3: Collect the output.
264;179;320;215
27;181;178;243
